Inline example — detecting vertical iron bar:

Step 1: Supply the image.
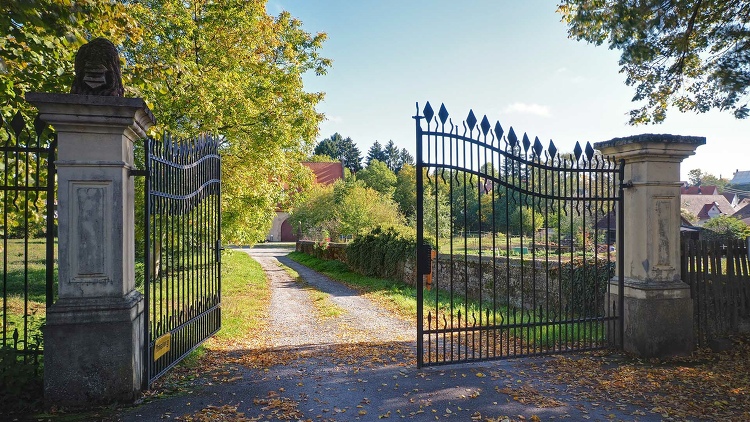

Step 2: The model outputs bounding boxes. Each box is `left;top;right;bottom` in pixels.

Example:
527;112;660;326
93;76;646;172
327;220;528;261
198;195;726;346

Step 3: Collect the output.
2;121;9;349
491;135;497;358
617;159;625;348
414;104;424;368
143;136;152;388
46;135;56;308
434;122;445;362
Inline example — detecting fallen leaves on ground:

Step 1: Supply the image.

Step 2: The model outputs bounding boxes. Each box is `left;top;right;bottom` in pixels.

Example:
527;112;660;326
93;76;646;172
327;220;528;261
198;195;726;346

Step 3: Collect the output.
175;404;255;421
252;390;308;421
529;335;750;421
495;384;563;408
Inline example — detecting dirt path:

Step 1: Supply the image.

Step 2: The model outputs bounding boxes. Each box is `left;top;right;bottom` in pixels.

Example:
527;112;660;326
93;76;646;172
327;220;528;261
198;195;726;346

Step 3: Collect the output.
247;246;412;348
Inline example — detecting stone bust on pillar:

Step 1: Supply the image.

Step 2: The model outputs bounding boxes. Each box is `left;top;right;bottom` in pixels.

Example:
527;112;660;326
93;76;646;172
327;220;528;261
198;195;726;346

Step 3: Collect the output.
70;37;125;97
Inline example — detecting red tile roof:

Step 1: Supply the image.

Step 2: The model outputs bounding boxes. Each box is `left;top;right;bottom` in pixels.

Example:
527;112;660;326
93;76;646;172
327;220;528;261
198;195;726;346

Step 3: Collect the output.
302;162;344;185
681;185;718;195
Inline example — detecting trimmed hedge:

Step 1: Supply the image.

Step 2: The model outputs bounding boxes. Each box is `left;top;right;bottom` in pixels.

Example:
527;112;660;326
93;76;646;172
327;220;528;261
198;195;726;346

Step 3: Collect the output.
345;226;416;280
550;257;615;317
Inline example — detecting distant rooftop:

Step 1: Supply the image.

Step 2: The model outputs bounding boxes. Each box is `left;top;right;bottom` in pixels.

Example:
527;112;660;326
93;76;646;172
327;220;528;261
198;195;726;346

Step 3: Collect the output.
302;162;344;185
681;185;718;195
730;170;750;185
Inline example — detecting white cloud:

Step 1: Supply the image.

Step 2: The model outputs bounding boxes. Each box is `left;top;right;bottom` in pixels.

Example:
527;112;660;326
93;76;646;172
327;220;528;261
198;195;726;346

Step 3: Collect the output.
325;115;343;123
556;67;568;73
502;103;552;118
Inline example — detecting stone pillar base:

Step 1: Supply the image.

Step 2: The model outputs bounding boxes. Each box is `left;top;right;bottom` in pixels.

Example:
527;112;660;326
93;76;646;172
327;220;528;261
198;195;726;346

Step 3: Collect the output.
608;279;694;357
44;291;144;407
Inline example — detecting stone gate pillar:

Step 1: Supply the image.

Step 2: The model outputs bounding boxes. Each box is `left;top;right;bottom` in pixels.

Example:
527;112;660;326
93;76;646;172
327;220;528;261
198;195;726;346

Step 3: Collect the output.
595;134;704;357
26;93;154;406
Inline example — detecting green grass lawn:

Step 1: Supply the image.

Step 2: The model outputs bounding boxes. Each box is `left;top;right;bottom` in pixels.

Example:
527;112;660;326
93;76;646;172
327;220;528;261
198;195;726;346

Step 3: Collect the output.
1;238;56;349
1;237;56;416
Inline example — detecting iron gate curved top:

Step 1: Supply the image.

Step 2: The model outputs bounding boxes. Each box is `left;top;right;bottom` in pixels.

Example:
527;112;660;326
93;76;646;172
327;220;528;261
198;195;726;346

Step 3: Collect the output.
414;102;624;367
143;133;222;386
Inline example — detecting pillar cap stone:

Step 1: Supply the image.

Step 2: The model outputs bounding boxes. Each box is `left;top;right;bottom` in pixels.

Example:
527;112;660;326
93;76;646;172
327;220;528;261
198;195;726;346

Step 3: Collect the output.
25;92;155;137
594;133;705;162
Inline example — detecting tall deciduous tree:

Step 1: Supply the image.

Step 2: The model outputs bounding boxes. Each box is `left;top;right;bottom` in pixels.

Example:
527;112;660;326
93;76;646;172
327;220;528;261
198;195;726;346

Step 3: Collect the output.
558;1;750;124
687;168;730;191
356;159;396;196
393;164;417;217
127;1;329;244
3;0;330;244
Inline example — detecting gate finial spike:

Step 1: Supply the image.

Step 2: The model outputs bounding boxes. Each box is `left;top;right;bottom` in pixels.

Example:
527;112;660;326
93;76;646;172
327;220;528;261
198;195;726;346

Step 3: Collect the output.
466;110;477;130
585;142;595;161
438;103;449;124
423;102;435;123
10;111;25;138
548;140;558;160
508;127;518;148
480;115;491;136
573;141;583;162
533;136;543;157
494;121;504;139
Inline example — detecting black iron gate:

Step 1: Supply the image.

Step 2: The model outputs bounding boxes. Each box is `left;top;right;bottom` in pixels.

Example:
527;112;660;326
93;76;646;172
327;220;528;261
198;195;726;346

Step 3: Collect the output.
0;112;56;383
143;134;221;386
415;102;624;367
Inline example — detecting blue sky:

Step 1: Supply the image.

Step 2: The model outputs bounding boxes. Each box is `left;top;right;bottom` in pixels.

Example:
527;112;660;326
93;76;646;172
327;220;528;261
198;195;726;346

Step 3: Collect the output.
270;0;748;181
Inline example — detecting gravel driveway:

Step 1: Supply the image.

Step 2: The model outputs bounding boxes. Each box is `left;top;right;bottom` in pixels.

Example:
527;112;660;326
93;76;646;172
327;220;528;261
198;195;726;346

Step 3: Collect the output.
249;245;412;347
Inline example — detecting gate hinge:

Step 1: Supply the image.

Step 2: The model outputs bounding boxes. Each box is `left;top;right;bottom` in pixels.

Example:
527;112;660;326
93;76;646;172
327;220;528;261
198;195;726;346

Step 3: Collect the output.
130;169;148;177
622;180;634;189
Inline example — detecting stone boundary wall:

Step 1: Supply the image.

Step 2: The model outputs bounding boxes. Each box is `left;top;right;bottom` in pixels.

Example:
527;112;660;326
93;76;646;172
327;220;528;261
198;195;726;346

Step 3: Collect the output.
296;241;578;312
296;240;347;261
431;254;564;311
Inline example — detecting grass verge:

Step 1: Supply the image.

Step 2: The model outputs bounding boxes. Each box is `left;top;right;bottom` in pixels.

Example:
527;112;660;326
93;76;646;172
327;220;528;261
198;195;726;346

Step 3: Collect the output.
278;262;344;319
149;249;268;389
287;251;417;320
209;249;269;346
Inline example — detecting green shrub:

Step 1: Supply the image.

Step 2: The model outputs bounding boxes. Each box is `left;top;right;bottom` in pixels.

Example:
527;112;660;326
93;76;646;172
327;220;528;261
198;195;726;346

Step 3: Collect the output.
550;257;615;317
345;226;416;279
0;342;44;414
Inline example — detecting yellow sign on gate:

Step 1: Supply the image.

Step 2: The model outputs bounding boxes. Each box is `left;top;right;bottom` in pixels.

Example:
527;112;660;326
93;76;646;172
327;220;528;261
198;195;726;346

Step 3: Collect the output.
153;333;172;361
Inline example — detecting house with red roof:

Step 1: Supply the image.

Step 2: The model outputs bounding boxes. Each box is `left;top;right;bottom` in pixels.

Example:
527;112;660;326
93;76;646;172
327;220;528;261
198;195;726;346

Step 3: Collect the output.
681;193;736;226
680;185;719;195
267;161;345;242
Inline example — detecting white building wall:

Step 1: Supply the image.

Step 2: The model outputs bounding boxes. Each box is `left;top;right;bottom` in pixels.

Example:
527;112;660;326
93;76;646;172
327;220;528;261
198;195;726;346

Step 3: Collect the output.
268;211;289;242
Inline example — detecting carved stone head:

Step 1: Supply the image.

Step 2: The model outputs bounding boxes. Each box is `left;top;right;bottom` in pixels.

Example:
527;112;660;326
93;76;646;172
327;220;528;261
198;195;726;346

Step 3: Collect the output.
70;37;124;97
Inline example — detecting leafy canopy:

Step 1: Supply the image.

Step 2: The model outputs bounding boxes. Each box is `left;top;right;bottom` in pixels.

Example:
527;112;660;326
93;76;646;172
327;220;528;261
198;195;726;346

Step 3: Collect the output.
2;0;330;244
687;168;730;192
1;0;140;117
289;179;404;239
356;159;397;196
702;215;750;241
558;1;750;124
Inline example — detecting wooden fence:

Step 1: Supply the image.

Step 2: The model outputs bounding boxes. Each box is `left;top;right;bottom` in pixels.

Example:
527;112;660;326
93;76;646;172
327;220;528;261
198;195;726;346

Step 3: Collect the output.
680;238;750;347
